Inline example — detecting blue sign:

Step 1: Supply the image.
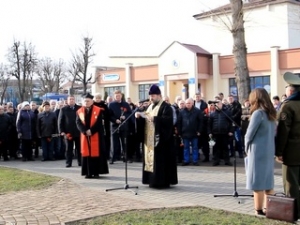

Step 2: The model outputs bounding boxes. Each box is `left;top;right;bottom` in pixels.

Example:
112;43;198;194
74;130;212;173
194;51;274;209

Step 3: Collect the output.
159;80;165;86
172;60;180;68
188;78;195;84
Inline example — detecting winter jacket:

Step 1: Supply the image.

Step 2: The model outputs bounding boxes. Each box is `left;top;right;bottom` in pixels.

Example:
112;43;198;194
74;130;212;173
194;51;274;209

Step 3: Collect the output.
0;113;12;141
37;111;57;138
177;107;203;139
208;107;234;135
58;104;81;138
109;101;132;131
227;101;242;126
16;109;36;140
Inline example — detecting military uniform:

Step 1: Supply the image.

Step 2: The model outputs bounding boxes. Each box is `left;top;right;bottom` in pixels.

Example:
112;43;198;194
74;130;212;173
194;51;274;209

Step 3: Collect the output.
276;91;300;218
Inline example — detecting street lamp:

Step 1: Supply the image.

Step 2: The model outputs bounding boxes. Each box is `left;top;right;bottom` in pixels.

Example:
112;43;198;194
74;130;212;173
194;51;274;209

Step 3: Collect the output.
45;85;48;100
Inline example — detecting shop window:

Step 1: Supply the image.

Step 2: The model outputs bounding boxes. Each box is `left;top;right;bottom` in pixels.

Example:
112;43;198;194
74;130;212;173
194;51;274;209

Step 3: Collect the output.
229;76;271;98
138;84;157;101
104;86;125;99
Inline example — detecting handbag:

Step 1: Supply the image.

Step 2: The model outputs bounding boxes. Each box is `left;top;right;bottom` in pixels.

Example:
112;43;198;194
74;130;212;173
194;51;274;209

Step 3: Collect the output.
266;193;298;223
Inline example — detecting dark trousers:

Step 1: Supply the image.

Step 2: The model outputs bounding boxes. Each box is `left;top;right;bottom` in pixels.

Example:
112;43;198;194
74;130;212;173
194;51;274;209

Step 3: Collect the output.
52;137;60;159
65;137;81;166
111;129;127;161
33;137;40;157
41;137;54;160
0;141;8;159
22;139;33;160
174;136;183;163
282;164;300;218
104;134;110;160
229;127;243;156
213;134;229;163
198;134;209;160
8;135;19;158
127;133;137;159
58;136;66;159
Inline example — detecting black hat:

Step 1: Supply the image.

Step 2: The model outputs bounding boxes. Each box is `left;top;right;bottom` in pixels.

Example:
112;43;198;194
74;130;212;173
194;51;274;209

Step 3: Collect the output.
42;101;50;107
148;84;161;95
82;93;94;99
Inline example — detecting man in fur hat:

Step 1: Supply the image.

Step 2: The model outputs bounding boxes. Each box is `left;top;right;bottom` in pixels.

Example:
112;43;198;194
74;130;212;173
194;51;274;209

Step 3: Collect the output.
135;84;178;188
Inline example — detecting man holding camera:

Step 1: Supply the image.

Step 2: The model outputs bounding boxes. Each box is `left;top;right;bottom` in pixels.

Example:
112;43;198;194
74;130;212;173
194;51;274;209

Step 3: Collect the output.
208;100;234;166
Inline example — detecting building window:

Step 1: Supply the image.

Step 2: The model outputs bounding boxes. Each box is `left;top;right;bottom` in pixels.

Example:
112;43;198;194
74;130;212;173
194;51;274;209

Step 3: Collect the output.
229;76;271;98
104;86;125;98
138;84;157;101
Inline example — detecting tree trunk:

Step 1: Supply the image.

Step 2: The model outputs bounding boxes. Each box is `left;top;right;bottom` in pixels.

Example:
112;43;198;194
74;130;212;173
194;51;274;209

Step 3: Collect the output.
230;0;251;103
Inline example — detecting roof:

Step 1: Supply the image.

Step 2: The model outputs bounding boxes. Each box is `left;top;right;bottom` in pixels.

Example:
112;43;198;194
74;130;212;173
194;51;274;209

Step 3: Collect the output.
193;0;300;19
181;43;211;55
159;41;211;57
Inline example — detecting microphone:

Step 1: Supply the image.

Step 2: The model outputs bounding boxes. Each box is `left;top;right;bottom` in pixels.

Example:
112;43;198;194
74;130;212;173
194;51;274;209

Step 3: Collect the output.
139;99;150;103
208;100;220;104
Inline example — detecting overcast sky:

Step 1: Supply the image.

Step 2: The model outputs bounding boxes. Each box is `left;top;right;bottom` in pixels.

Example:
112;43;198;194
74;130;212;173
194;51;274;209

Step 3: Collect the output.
0;0;228;65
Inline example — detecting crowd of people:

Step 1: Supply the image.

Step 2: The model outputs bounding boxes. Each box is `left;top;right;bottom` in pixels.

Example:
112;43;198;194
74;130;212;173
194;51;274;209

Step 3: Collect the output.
1;78;300;218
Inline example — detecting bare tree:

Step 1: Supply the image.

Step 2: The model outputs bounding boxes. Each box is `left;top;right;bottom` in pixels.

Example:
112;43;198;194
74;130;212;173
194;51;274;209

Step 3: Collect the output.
0;64;11;104
230;0;250;103
69;36;96;94
7;40;37;102
195;0;251;103
36;58;67;95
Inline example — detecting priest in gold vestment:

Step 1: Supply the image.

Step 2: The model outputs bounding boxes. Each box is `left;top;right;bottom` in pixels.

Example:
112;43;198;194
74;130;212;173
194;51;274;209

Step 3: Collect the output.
135;84;178;188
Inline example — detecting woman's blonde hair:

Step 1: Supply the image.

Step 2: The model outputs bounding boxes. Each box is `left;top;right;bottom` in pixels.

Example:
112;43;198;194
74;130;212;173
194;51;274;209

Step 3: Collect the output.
249;88;277;121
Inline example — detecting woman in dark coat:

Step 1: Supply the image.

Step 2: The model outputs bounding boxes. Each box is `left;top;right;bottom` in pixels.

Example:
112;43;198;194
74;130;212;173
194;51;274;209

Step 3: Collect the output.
16;101;36;161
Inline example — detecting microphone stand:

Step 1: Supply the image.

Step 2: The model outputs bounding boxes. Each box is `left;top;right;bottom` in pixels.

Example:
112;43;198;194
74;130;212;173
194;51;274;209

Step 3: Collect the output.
105;107;139;195
212;104;253;201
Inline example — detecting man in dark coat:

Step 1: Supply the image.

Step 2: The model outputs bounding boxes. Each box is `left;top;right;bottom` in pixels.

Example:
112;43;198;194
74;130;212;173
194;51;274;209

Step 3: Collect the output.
227;95;243;158
208;100;234;166
0;105;12;161
135;84;178;188
93;93;111;160
58;96;81;167
193;93;209;161
76;93;109;179
6;105;19;159
30;101;40;158
36;101;57;161
276;72;300;218
108;90;132;164
177;98;203;166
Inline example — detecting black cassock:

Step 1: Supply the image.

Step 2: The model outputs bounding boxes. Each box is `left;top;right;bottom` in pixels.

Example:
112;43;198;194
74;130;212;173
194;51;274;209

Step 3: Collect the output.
139;101;178;188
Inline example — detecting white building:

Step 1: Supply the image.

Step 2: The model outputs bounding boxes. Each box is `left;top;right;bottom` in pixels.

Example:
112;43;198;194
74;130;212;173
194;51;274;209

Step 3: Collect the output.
193;0;300;55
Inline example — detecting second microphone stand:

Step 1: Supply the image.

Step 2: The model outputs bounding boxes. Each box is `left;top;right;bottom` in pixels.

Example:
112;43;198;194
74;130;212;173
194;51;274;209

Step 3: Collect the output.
212;104;253;201
105;108;139;195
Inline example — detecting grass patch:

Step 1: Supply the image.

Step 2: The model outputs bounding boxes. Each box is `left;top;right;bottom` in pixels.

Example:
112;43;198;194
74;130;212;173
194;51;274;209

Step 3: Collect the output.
73;207;292;225
0;166;60;194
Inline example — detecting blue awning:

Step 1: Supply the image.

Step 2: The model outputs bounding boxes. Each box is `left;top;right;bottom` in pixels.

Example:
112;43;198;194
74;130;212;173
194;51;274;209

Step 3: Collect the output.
41;93;68;100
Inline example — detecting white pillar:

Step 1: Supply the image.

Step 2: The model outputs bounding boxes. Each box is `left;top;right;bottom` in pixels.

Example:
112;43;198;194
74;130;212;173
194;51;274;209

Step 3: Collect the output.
188;54;198;98
270;46;280;97
212;53;220;97
125;63;133;98
159;76;167;97
91;68;98;94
